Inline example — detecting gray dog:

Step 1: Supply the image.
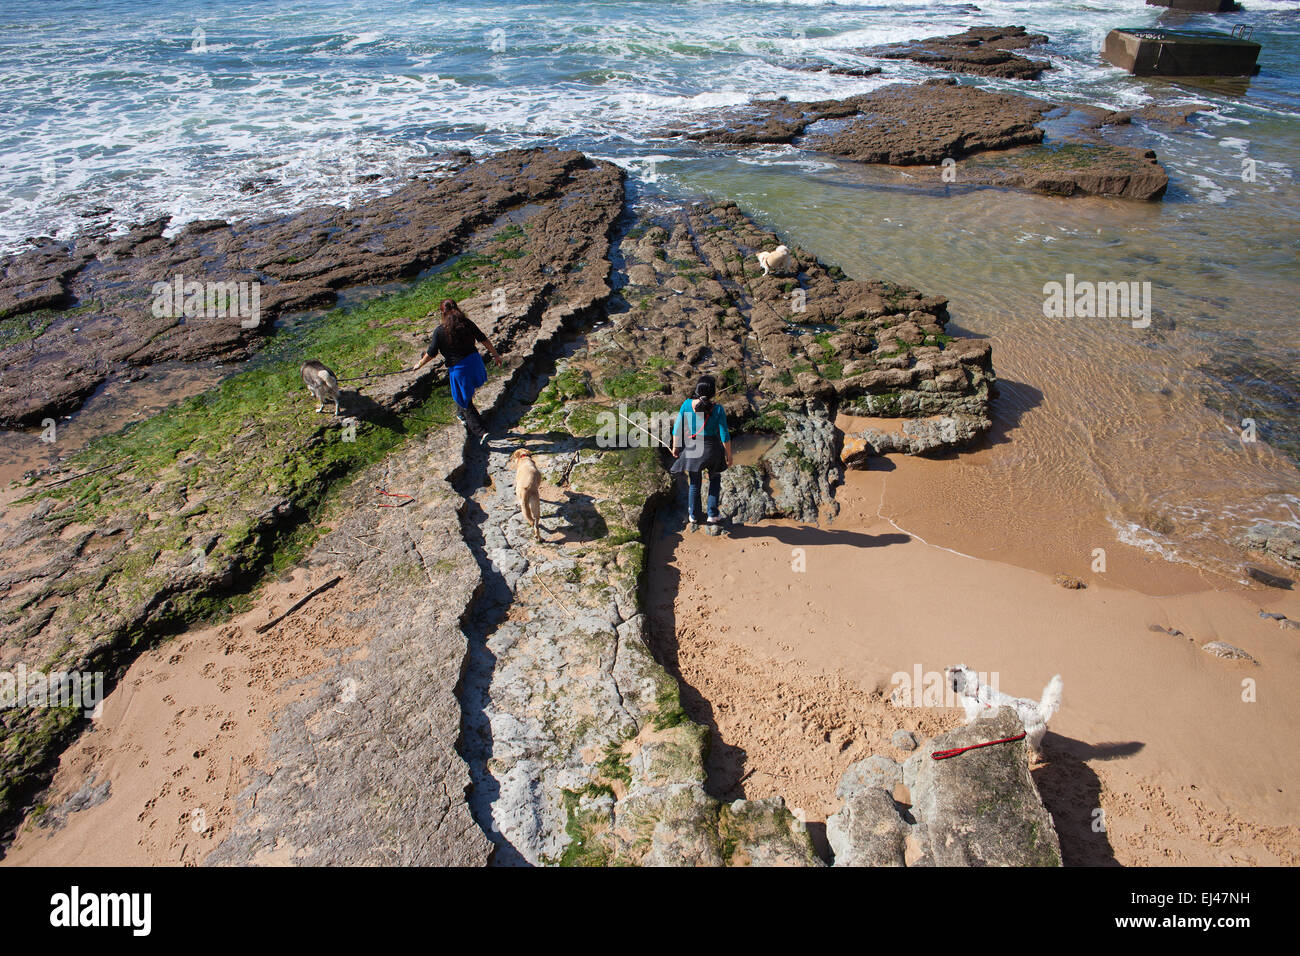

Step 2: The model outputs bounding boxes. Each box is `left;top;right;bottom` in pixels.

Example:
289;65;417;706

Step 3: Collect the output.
301;360;342;416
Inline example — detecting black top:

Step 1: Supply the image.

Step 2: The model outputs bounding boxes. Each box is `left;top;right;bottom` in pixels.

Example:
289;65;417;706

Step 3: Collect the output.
426;320;489;367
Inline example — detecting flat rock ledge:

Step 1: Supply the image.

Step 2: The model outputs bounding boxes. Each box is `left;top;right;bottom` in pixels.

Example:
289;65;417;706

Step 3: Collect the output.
863;26;1052;80
206;156;625;866
458;256;824;865
0;149;604;426
827;708;1062;866
206;426;494;866
457;197;996;865
680;80;1169;201
0;147;624;846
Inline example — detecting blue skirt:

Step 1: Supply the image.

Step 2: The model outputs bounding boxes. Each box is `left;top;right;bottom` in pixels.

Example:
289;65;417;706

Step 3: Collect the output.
449;352;487;408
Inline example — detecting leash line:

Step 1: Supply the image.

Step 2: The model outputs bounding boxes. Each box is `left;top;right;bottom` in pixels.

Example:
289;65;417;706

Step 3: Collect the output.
616;409;673;450
336;369;410;383
930;731;1026;760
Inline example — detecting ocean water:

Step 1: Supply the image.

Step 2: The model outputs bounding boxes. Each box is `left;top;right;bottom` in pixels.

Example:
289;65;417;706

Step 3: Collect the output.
1;0;1297;580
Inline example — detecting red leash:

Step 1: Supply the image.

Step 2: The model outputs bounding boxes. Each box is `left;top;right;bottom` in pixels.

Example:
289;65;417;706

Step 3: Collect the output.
931;731;1026;760
678;402;717;441
374;488;414;508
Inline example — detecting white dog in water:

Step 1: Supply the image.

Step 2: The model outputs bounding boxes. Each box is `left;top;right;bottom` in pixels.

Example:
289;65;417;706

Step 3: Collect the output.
945;665;1063;760
756;244;794;277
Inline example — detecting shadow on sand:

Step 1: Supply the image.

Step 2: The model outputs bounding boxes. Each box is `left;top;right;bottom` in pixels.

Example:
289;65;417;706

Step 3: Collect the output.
644;498;911;865
1033;732;1145;866
724;523;910;549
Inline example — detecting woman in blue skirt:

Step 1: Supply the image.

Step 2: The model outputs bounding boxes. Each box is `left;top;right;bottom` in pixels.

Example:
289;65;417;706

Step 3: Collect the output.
411;299;503;440
670;375;733;525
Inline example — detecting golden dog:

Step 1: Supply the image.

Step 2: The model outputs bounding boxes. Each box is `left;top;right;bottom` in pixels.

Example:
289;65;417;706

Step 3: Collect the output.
509;448;542;540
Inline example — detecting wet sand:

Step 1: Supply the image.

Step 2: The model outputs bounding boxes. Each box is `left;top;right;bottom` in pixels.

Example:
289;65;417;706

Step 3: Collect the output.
648;464;1300;866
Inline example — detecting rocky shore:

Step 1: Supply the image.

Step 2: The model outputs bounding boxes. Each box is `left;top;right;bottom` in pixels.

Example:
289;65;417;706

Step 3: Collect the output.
11;131;1289;866
1;0;1297;871
2;141;1047;865
0;149;601;427
0;140;1027;865
440;195;1000;863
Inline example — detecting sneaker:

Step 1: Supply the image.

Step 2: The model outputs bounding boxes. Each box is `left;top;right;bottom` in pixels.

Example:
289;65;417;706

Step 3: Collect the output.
687;514;698;525
707;514;723;525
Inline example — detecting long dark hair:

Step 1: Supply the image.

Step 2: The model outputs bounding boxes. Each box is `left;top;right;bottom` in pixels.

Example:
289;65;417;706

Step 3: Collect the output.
439;299;476;355
693;375;716;419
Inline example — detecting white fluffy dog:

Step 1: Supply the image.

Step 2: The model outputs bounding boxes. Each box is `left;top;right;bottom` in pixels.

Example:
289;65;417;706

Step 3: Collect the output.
945;665;1063;760
756;244;794;277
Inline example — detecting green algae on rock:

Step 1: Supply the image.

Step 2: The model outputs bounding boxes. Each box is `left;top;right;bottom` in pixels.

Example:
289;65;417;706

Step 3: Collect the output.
0;149;626;840
468;199;997;865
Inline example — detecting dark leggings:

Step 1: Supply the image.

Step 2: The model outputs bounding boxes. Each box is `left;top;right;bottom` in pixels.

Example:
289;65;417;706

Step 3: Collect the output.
687;470;721;519
456;400;487;437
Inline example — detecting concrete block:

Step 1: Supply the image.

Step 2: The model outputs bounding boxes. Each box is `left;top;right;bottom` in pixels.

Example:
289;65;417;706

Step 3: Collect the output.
1102;27;1261;77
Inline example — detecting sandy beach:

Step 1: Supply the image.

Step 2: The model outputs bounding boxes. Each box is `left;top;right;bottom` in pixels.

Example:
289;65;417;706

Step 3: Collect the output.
2;567;362;866
648;450;1300;865
10;436;1297;867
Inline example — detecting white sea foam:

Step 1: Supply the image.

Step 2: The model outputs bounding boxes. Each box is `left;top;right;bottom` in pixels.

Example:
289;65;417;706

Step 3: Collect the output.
1108;516;1201;570
1183;172;1237;204
341;32;385;51
0;0;1290;255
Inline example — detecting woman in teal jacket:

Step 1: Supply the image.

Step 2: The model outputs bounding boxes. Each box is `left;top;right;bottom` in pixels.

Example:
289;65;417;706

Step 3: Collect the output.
669;375;733;524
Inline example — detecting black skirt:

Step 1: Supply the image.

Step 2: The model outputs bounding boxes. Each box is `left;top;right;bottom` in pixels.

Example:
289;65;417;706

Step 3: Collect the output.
670;436;727;475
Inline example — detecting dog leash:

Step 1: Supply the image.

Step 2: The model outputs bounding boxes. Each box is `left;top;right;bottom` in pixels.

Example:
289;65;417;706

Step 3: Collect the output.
374;488;414;507
336;369;410;383
616;409;673;450
615;394;734;451
931;731;1026;761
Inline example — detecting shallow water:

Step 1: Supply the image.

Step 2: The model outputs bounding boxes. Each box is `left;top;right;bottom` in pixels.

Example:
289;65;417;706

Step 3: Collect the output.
672;154;1300;579
1;0;1296;578
730;430;779;466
